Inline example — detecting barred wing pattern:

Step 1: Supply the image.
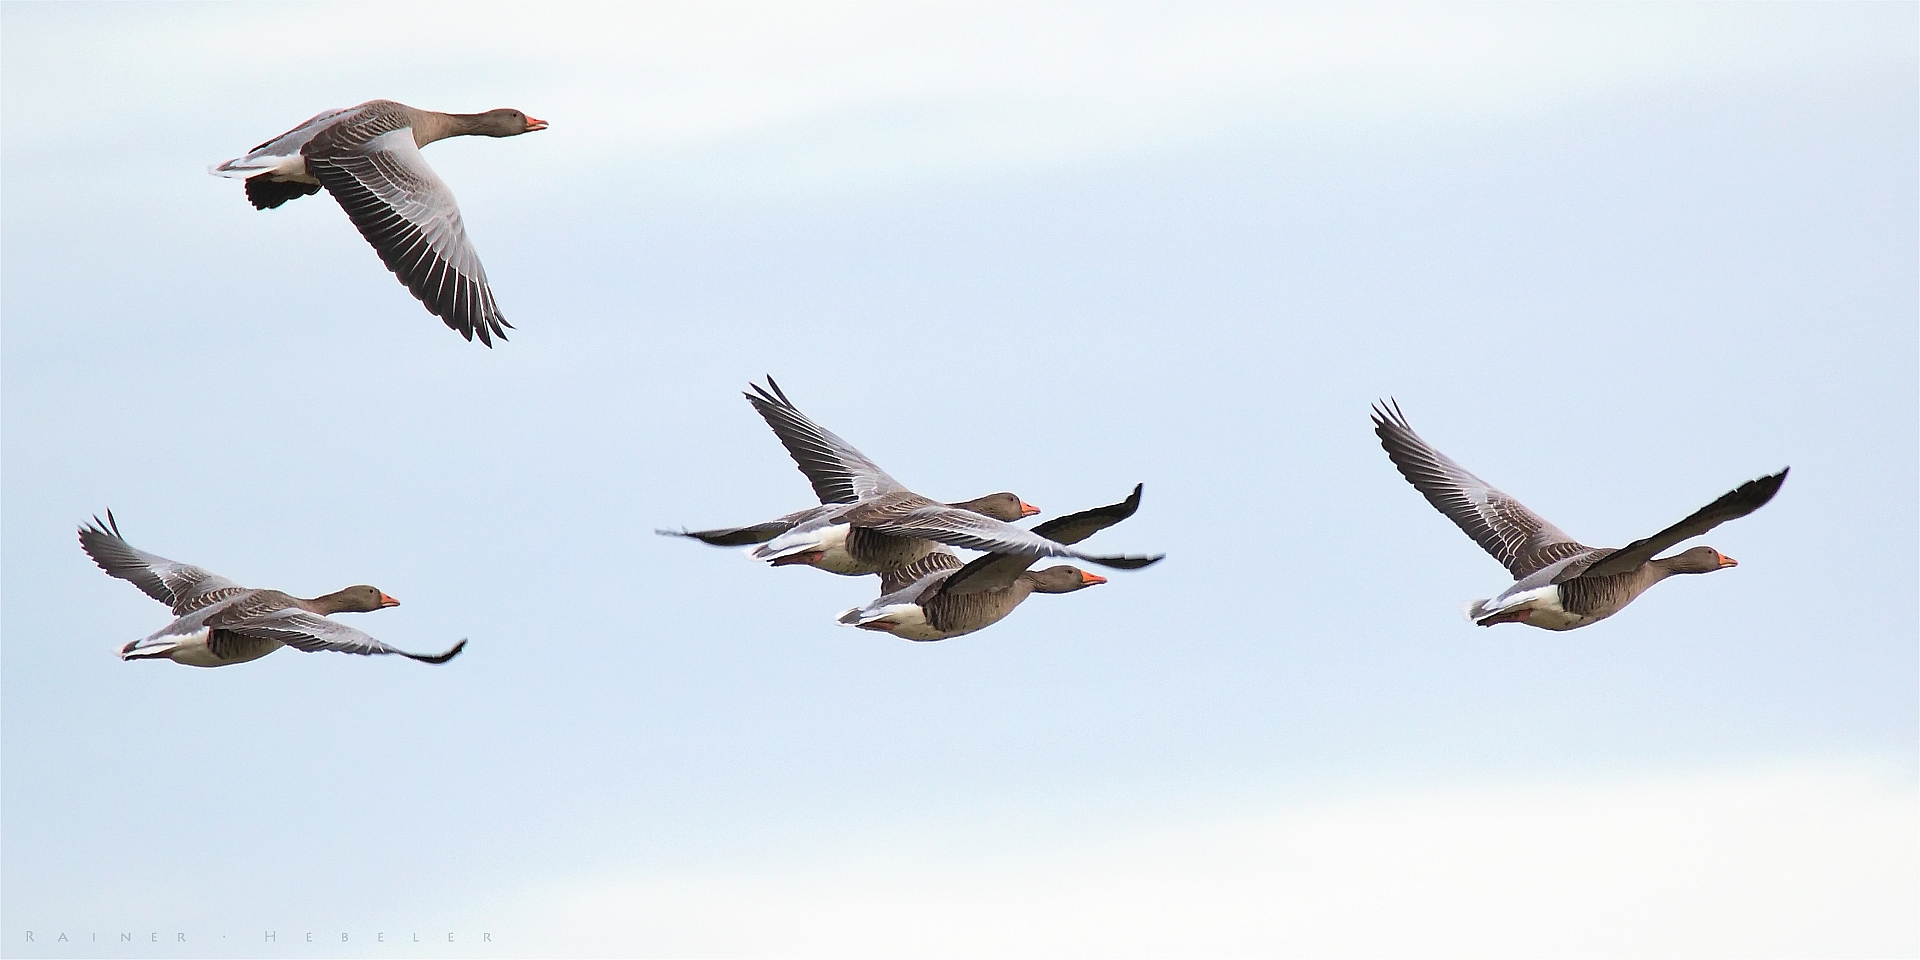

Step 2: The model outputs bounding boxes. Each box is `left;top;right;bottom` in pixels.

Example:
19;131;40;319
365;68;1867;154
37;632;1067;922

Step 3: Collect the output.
306;113;508;345
745;378;904;504
1372;401;1594;580
877;549;964;595
77;512;247;617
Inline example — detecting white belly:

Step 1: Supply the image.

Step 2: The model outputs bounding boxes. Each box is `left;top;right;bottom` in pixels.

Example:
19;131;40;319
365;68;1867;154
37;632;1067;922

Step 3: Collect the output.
168;630;234;668
124;625;282;667
851;603;949;641
1478;584;1593;631
807;524;869;575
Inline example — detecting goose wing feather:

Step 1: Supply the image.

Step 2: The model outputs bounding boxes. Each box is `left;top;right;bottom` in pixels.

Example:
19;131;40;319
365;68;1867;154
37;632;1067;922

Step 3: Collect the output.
78;512;247;617
656;520;797;548
1372;401;1593;580
1571;469;1788;581
745;378;904;503
657;505;835;547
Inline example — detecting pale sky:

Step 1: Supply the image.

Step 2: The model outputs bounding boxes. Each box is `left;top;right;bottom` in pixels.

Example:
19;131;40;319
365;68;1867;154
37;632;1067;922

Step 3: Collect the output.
3;4;1915;958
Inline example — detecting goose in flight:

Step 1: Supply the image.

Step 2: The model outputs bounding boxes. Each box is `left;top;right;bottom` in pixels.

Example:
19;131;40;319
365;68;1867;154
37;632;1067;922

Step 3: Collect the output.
79;512;465;667
1372;401;1786;630
212;100;546;346
661;378;1155;577
839;484;1162;641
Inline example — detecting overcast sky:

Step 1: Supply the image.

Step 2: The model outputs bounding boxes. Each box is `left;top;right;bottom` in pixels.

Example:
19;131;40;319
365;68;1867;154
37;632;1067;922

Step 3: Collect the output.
3;4;1915;957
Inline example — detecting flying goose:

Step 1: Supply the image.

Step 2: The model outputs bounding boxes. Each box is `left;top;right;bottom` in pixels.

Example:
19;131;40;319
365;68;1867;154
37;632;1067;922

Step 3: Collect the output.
661;379;1156;577
212;100;547;346
658;376;1034;575
838;484;1162;641
79;512;465;667
1372;401;1786;630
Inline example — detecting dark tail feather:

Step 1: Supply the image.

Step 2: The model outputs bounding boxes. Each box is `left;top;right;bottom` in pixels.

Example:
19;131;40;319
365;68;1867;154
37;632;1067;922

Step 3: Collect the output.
402;639;467;665
245;174;321;210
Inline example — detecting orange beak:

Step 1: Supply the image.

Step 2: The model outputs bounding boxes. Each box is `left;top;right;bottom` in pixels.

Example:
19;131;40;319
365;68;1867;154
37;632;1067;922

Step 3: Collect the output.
1019;501;1041;518
1717;554;1739;569
1080;571;1107;585
526;116;549;131
379;593;401;608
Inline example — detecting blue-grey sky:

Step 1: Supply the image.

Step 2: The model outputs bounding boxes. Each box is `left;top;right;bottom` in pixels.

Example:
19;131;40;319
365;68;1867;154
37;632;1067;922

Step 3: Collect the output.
3;4;1915;957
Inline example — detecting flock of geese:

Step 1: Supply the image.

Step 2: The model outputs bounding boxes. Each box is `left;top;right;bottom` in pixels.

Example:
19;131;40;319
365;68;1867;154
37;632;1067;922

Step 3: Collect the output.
78;100;1788;668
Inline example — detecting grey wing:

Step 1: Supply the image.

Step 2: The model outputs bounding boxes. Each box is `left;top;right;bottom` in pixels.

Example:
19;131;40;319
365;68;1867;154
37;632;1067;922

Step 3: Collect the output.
656;505;834;547
1372;400;1592;580
77;512;247;617
1029;483;1146;545
745;378;905;503
938;485;1162;597
305;124;509;345
218;607;466;664
853;502;1163;576
1573;468;1788;581
657;521;795;547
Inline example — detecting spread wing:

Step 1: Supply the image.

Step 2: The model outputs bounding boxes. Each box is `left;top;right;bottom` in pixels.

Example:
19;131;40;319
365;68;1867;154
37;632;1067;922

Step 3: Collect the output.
656;521;795;547
211;604;466;664
1372;401;1593;580
656;505;834;547
78;512;247;617
745;378;904;504
304;104;509;345
1573;469;1788;580
940;484;1160;596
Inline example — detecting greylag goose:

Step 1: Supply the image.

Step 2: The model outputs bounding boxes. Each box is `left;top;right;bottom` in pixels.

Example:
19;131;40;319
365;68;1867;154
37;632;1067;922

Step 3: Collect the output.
659;376;1034;575
1372;401;1786;630
79;512;465;667
838;484;1162;641
212;100;547;346
661;379;1156;577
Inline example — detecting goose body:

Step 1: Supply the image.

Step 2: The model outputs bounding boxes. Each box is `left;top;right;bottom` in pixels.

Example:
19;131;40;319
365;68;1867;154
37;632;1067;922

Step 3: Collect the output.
213;100;546;346
841;560;1108;641
1372;401;1785;630
79;513;464;667
838;485;1160;641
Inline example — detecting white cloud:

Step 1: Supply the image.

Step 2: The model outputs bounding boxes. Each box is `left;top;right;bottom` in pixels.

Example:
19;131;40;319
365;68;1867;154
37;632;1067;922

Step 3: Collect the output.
6;4;1906;195
497;759;1916;958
